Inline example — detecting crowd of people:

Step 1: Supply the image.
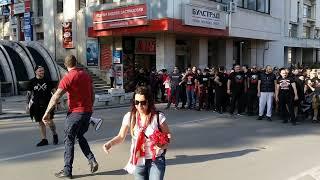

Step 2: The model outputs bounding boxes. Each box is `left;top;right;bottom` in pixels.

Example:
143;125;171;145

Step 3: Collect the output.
134;64;320;126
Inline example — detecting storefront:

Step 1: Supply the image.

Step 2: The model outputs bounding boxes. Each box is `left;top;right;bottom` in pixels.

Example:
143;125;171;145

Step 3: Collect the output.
88;3;228;92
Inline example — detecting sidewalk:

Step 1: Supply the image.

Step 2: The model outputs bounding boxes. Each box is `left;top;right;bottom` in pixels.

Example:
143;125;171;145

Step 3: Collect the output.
0;95;130;120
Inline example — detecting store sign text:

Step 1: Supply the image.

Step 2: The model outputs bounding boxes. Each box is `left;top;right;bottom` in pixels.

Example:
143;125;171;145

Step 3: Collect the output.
183;4;226;30
93;4;148;30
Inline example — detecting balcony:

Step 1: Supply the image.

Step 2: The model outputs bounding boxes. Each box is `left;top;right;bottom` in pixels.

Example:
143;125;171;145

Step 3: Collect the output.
284;36;320;48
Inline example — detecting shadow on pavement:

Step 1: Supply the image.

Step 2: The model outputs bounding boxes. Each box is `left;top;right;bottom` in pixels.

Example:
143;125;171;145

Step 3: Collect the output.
72;169;127;179
72;149;259;179
166;148;260;166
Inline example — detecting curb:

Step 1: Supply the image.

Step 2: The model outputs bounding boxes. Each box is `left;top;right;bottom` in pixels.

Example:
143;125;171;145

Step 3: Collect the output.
0;104;131;120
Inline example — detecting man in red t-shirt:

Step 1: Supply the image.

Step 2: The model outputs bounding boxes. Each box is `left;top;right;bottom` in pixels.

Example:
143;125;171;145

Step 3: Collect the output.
42;55;98;179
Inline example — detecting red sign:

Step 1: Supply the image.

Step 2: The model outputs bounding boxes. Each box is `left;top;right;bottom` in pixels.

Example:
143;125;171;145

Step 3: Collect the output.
100;44;112;70
93;4;148;30
62;22;73;49
135;38;156;54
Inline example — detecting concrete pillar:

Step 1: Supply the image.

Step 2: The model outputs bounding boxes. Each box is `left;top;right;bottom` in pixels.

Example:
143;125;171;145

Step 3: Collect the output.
225;39;233;70
296;48;303;65
191;38;208;69
43;0;56;58
317;49;320;63
217;39;233;70
199;38;208;69
249;40;257;66
297;0;304;38
156;33;176;72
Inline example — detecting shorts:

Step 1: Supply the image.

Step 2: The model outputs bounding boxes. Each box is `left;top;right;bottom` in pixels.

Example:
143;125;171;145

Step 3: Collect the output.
30;105;55;122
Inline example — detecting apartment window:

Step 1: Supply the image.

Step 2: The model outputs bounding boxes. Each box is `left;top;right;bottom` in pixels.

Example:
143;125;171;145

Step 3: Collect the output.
37;0;43;17
248;0;256;10
57;0;63;13
303;4;312;18
303;26;311;38
315;29;320;39
239;0;270;13
289;24;298;38
36;32;44;40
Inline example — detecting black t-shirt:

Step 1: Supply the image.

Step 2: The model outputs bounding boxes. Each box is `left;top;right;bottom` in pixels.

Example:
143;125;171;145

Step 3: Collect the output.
229;71;245;92
197;74;210;87
277;77;294;96
170;73;182;87
248;72;259;90
259;73;276;92
27;77;54;106
215;72;228;90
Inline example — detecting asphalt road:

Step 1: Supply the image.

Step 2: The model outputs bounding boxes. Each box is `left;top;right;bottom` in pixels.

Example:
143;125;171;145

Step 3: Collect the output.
1;105;320;180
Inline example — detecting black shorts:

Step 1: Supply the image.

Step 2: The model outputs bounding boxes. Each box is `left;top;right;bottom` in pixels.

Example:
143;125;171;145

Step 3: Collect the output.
30;105;54;122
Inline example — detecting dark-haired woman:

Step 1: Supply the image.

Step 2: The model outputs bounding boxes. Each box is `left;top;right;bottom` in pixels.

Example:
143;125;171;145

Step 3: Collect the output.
103;86;171;180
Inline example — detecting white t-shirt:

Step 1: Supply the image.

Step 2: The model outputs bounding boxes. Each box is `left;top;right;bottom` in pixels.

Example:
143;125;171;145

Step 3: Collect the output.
122;112;166;159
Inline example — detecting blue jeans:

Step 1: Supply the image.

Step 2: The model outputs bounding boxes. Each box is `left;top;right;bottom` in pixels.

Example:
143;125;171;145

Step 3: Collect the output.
64;112;95;175
134;156;166;180
186;88;195;109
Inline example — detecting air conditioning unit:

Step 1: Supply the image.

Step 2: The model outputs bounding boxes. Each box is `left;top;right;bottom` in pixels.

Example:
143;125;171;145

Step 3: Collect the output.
31;17;42;25
228;1;237;13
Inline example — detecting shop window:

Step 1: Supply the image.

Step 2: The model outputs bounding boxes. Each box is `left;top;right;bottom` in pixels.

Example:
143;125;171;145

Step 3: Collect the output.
37;0;43;17
57;0;63;14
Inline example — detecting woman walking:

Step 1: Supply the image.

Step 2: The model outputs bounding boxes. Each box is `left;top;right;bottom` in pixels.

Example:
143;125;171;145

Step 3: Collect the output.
103;86;171;180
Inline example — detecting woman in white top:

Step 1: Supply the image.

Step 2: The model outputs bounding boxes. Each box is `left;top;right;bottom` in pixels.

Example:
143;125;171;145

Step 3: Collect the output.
103;86;171;180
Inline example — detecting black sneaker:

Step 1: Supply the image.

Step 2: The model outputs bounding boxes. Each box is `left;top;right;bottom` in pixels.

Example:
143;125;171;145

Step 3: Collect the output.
282;120;288;124
54;170;72;179
53;134;59;145
36;139;48;147
267;117;272;121
89;159;98;173
257;116;263;120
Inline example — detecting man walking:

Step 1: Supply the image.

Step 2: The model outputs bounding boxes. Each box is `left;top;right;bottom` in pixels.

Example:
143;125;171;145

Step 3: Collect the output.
257;65;277;121
27;65;58;146
42;55;98;179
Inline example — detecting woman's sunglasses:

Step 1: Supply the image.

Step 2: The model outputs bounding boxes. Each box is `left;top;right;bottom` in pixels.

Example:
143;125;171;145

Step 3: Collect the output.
134;100;147;106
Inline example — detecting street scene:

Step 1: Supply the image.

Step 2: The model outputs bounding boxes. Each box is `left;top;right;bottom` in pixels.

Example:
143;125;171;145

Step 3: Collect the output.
2;104;320;180
2;0;320;180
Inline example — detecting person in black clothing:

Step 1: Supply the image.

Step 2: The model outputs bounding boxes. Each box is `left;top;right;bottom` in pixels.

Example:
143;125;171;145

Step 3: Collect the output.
136;68;149;87
178;69;188;109
227;65;247;115
275;68;299;125
166;67;182;109
197;68;210;111
292;68;305;119
27;65;58;146
247;66;259;116
214;66;228;113
208;68;216;110
242;65;250;113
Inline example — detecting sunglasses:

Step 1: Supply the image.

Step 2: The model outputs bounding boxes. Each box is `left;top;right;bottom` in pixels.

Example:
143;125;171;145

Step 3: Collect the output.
134;100;147;106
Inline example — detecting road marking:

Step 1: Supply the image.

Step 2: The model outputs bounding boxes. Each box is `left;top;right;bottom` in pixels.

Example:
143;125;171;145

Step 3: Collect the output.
0;116;216;163
288;166;320;180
